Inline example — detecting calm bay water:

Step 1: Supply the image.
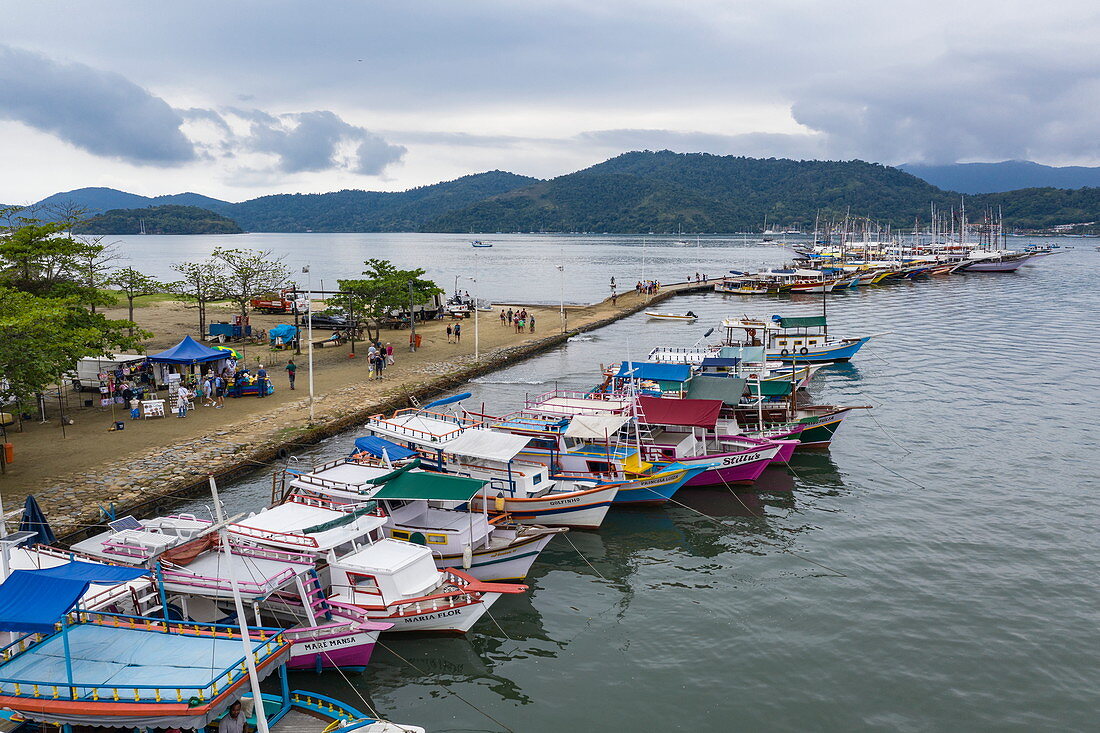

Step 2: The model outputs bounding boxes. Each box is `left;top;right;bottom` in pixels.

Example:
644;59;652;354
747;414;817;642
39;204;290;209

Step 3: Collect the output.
174;235;1100;731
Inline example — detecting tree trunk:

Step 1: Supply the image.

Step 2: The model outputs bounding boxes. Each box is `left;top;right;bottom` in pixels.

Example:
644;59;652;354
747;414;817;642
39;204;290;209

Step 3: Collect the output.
127;296;136;337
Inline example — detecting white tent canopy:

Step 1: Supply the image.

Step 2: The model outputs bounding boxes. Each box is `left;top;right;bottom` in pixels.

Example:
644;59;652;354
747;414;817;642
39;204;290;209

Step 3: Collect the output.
564;414;630;440
443;429;532;463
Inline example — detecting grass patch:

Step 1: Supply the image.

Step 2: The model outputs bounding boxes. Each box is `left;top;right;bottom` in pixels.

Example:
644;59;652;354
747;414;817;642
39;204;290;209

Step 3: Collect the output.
100;289;183;307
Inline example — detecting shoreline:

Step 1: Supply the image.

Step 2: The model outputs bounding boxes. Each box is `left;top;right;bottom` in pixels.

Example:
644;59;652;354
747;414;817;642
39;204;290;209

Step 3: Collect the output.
6;281;706;543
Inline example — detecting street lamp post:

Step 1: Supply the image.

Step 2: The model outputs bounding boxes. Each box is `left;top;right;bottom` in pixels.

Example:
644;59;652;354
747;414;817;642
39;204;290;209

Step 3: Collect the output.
467;276;479;361
303;265;314;422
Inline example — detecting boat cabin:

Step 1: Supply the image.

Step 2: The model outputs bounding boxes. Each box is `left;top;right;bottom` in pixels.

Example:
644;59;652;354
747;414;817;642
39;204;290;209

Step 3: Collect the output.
328;538;443;607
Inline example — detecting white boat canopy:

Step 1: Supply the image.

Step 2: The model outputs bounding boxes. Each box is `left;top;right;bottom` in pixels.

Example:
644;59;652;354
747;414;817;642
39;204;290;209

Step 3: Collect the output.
564;414;630;440
443;429;532;463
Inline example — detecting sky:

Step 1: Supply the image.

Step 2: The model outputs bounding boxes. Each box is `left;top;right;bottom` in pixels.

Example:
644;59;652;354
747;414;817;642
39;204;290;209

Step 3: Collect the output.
2;0;1098;203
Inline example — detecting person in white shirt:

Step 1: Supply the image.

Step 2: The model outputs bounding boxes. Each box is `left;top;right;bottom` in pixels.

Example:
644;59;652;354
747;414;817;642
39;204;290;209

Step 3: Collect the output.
176;386;191;418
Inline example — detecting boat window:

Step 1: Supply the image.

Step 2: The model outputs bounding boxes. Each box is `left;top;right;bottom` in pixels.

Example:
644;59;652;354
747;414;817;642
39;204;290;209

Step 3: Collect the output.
427;534;448;544
530;438;556;450
532;472;543;485
348;572;380;593
390;529;411;541
586;460;614;474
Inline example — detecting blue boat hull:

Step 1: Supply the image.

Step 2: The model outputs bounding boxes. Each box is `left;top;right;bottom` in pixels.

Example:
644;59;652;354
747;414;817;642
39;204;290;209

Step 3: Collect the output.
769;336;871;363
601;464;711;506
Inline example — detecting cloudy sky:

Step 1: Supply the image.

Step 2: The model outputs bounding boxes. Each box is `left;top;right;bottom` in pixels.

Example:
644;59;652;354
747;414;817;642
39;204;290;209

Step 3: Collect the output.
2;1;1097;203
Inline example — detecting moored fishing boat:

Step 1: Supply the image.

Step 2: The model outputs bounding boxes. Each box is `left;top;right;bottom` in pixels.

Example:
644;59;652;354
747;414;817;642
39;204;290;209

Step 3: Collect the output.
645;310;698;321
722;315;873;362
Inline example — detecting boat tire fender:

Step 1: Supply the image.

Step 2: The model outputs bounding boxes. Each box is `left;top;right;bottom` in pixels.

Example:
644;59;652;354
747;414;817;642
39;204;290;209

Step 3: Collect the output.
799;347;809;356
780;348;790;357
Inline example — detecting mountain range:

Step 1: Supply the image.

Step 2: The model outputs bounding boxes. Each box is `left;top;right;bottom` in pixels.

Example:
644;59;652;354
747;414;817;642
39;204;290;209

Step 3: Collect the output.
900;160;1100;194
15;153;1100;233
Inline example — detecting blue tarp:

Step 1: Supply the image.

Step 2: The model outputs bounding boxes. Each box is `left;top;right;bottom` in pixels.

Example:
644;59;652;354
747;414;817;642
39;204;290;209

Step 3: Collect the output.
34;561;148;584
19;495;54;545
423;392;471;409
353;436;418;461
268;324;297;343
615;362;692;383
0;571;89;632
147;335;227;365
719;346;767;364
700;357;741;367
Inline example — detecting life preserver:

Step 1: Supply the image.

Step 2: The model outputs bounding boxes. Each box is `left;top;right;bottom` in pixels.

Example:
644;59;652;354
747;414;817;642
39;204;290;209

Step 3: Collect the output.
799;347;809;356
780;348;790;357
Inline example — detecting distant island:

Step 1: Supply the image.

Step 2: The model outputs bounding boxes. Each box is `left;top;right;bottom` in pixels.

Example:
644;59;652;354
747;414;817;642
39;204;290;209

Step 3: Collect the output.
72;205;244;235
27;152;1100;234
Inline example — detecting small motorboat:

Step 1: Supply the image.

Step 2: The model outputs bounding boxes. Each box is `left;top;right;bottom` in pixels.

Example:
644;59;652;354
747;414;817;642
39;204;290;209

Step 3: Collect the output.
646;311;698;321
471;239;493;248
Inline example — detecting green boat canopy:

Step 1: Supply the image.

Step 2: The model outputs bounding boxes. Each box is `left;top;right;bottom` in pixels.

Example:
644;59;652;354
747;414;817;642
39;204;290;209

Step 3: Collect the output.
686;375;748;404
371;471;488;502
748;379;793;397
777;316;827;329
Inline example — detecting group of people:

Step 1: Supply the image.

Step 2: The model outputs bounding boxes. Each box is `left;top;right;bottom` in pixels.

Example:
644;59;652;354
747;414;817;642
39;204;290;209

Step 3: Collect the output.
367;341;395;380
691;272;709;283
445;322;463;343
637;280;661;294
163;357;286;418
500;308;535;333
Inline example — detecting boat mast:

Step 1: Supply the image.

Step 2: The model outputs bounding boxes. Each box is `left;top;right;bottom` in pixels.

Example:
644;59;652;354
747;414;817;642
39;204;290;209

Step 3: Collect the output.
209;475;271;733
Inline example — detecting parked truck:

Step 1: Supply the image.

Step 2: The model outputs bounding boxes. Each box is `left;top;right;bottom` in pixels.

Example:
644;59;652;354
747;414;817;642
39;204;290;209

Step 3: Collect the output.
250;289;310;314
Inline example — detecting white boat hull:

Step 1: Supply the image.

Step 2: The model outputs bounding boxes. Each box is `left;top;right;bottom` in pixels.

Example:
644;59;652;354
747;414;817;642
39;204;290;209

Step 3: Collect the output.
432;531;560;582
469;484;619;529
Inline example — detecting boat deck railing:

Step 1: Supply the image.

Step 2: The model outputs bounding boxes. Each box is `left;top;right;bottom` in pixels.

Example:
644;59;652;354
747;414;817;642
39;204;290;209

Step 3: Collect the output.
365;408;478;443
0;612;286;704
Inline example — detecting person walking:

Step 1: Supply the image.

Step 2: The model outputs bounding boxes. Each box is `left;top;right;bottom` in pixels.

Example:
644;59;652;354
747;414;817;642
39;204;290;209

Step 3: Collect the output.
454;322;462;343
529;314;536;333
202;375;215;407
507;308;513;325
385;342;394;365
286;359;297;390
500;309;507;327
376;349;386;380
214;373;225;408
176;385;191;418
446;324;453;343
256;365;268;397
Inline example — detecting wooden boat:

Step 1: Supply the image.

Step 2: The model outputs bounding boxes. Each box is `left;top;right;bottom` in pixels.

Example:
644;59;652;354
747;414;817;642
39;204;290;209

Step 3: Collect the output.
351;426;620;530
722;315;873;363
282;458;564;581
646;310;698;321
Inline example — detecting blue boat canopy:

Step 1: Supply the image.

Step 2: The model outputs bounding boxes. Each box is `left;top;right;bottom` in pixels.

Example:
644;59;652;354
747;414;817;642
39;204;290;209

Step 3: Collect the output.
0;565;147;633
615;361;692;383
700;357;741;367
423;392;472;409
719;346;766;363
353;436;418;461
34;561;151;584
147;336;228;365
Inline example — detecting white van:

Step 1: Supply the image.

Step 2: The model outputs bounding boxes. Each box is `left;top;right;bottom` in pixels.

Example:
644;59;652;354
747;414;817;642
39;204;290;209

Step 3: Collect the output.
67;354;145;391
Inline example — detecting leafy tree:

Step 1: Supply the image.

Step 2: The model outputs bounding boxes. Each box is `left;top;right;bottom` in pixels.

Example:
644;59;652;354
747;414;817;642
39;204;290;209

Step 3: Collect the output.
0;288;146;405
212;247;291;322
0;213;89;296
111;267;164;336
70;235;122;313
330;258;442;342
171;259;226;337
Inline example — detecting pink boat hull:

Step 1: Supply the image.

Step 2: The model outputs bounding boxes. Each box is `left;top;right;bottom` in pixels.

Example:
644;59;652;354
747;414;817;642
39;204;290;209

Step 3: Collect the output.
288;638;378;671
682;453;773;486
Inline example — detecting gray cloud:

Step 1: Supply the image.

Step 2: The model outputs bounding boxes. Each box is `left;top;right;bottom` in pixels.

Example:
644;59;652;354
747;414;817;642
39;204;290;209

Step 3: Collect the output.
241;109;405;174
0;44;194;165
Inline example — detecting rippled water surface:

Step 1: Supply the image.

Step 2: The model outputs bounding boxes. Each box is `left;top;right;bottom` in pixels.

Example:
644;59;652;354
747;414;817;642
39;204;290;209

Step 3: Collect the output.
188;236;1099;731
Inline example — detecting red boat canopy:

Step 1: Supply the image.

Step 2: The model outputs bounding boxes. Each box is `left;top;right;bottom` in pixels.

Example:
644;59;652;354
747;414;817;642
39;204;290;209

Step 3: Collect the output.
637;396;723;428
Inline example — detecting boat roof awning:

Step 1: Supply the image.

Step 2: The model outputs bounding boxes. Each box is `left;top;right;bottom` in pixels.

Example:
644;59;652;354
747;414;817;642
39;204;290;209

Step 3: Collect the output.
370;471;488;502
776;316;827;329
0;564;148;633
615;361;692;382
719;346;766;364
685;375;748;405
637;396;723;428
353;435;418;461
443;429;531;462
700;357;740;367
564;414;630;439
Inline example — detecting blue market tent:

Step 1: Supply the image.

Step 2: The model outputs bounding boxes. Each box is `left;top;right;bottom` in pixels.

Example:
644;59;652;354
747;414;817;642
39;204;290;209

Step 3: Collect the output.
147;336;228;365
615;361;692;383
0;565;147;633
353;436;418;461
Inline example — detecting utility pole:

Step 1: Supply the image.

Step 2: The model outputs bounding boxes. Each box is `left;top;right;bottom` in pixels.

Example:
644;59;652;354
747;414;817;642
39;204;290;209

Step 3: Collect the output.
304;266;314;422
408;280;417;352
